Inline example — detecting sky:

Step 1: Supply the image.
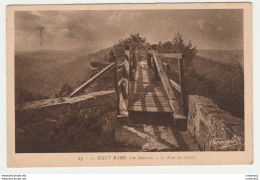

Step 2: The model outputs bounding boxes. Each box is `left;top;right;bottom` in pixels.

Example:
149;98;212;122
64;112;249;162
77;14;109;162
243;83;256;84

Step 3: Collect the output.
15;9;243;51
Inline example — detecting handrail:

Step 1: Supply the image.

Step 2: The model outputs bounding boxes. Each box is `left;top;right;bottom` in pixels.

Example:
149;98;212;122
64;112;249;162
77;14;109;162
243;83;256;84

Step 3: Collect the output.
155;51;185;94
67;50;136;115
152;50;176;112
154;50;187;117
169;79;181;93
159;53;182;59
69;62;116;97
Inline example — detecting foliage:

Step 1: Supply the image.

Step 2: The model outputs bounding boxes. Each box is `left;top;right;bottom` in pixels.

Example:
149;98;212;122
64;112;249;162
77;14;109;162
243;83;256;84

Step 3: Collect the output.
121;33;146;49
55;83;74;98
15;88;49;104
158;31;197;67
114;33;146;55
172;31;197;67
158;41;174;53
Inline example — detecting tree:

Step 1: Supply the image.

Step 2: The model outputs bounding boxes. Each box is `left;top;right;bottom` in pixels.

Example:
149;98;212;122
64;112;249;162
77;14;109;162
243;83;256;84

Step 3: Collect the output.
127;33;146;49
161;41;174;53
114;33;146;55
172;31;197;67
172;31;185;52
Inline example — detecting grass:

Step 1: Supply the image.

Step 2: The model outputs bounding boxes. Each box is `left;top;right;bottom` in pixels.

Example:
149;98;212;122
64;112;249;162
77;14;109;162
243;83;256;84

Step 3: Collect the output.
15;47;111;103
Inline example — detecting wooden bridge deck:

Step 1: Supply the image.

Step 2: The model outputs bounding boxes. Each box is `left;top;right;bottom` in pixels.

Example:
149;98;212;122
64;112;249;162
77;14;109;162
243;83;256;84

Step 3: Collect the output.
128;61;174;113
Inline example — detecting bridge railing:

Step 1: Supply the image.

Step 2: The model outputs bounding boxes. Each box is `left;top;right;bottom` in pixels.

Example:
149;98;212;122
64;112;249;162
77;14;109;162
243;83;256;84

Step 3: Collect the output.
69;62;116;97
68;52;131;115
151;48;188;124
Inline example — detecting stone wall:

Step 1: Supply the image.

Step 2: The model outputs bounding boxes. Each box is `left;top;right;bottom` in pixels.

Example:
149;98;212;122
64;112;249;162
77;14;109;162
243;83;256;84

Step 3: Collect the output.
187;95;244;151
15;91;117;153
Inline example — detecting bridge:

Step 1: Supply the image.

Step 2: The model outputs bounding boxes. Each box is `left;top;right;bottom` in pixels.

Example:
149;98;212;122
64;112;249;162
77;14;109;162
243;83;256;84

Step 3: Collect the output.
69;45;187;128
128;60;173;113
15;44;244;153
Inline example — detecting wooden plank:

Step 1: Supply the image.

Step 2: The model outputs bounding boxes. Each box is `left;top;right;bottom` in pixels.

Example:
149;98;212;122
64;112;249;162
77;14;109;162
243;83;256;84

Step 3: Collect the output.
178;58;187;116
174;114;187;120
117;67;123;74
133;78;153;84
129;92;169;99
134;74;153;78
131;89;165;93
130;103;171;108
130;100;170;107
117;67;123;80
134;73;154;78
119;78;128;99
125;50;130;60
134;69;153;76
69;62;115;97
114;58;120;115
152;50;176;111
129;100;169;105
130;92;168;97
128;49;132;108
129;49;133;81
130;85;164;91
129;95;169;102
169;79;182;93
129;94;169;99
129;97;169;103
131;89;164;93
133;73;155;81
123;59;129;76
118;78;123;87
129;83;164;92
130;81;161;86
134;75;152;79
159;53;182;59
128;105;173;113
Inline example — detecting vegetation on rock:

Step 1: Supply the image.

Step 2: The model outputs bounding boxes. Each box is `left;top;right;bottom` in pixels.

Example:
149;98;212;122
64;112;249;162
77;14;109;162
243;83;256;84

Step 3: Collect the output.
55;83;74;98
114;33;147;55
158;31;197;68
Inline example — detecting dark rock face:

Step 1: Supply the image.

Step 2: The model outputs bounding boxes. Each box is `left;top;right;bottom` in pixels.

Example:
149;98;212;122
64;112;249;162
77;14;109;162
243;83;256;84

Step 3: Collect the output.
15;91;117;153
187;95;244;151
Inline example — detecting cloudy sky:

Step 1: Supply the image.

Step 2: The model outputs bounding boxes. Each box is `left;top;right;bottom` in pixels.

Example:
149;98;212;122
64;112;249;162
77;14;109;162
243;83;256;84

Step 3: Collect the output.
15;9;243;51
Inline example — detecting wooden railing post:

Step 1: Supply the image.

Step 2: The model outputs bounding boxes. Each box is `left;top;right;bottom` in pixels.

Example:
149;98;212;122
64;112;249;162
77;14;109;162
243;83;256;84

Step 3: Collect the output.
151;45;159;80
152;50;176;112
125;46;130;79
114;57;120;115
129;47;133;81
125;45;130;60
124;46;131;97
178;56;187;117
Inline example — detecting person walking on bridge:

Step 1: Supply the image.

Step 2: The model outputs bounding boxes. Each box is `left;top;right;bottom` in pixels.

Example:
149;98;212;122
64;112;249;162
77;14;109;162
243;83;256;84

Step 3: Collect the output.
147;47;152;69
131;47;137;70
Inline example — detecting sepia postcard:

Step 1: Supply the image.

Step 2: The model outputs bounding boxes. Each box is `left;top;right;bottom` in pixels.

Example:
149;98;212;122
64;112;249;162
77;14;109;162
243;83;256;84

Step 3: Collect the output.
6;3;253;167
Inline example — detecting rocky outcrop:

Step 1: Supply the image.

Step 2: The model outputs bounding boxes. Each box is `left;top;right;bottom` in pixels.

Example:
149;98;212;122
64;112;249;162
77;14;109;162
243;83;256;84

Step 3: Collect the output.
187;95;244;151
15;91;117;153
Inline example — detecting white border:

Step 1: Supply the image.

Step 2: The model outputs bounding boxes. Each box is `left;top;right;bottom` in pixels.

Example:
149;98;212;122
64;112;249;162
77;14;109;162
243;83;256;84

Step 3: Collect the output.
1;0;259;174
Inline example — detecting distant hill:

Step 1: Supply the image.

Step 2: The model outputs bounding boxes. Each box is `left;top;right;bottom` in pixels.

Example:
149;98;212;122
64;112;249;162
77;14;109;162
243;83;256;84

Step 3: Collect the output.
15;46;111;103
188;53;244;119
197;50;243;69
